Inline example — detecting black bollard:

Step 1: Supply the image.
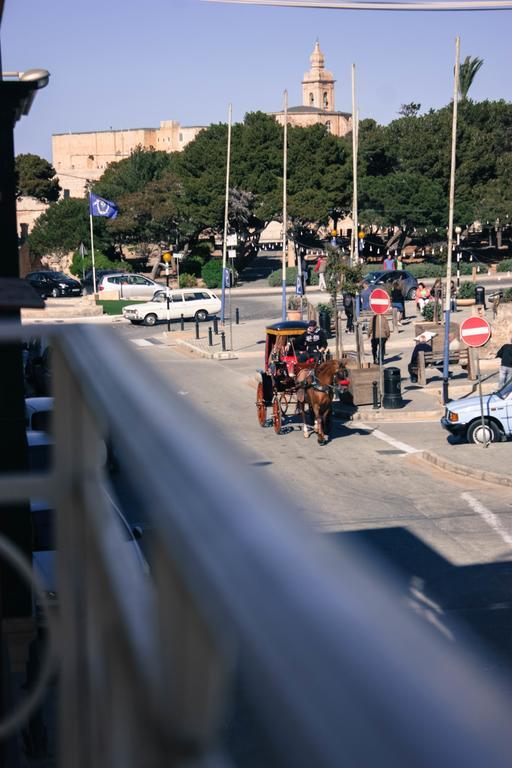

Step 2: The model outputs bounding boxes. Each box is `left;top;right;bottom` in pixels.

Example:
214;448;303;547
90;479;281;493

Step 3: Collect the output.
180;314;185;331
208;327;213;346
220;331;226;352
213;316;219;335
372;380;380;409
235;307;240;325
195;320;200;340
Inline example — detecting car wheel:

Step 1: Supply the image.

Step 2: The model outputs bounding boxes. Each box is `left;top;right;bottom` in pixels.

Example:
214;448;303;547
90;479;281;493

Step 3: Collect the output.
143;313;158;327
407;288;416;300
466;419;501;445
51;288;59;298
195;309;208;322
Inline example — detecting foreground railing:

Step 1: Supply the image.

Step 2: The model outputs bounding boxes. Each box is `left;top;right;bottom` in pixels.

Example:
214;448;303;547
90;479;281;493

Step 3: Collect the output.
0;322;511;766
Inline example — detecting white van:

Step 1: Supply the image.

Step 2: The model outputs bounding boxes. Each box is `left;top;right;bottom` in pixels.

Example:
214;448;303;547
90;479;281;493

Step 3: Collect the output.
122;288;221;326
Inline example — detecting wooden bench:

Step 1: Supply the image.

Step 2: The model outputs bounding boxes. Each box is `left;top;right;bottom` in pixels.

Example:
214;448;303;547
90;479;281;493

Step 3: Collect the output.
416;347;476;386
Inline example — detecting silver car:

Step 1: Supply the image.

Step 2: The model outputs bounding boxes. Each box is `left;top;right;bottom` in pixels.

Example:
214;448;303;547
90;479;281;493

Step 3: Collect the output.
97;273;163;299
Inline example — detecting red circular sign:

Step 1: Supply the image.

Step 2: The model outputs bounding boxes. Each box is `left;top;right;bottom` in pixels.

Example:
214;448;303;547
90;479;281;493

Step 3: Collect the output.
369;288;391;315
460;316;491;348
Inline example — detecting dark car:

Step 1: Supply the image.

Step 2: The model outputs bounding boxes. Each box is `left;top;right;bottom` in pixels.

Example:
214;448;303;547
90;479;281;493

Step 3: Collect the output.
25;271;82;298
363;270;418;300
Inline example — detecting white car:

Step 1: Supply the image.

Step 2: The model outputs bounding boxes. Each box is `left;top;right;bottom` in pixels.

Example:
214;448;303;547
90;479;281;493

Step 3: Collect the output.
441;378;512;444
122;288;221;326
98;273;163;298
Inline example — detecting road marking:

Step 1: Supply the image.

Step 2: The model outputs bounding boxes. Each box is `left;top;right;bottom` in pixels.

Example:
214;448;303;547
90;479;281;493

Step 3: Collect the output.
131;339;153;347
360;425;420;454
461;492;512;550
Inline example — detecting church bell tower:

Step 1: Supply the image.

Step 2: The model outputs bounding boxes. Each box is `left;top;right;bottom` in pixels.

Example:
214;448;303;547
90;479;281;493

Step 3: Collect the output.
302;41;336;111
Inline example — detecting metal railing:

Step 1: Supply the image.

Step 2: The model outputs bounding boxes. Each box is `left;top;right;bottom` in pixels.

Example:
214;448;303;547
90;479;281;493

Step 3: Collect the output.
1;322;512;767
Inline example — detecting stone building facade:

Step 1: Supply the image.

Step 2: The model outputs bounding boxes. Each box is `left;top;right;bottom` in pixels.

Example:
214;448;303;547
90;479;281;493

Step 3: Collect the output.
52;122;204;198
271;42;352;138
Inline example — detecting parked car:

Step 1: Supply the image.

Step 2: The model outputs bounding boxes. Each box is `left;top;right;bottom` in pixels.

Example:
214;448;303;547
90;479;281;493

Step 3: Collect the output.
122;288;221;326
97;273;163;298
441;378;512;445
363;270;419;300
82;268;123;294
25;271;82;298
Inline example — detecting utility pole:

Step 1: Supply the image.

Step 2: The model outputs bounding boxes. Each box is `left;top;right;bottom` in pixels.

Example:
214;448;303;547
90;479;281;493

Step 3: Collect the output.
442;36;461;405
282;90;288;321
351;64;358;267
221;103;232;325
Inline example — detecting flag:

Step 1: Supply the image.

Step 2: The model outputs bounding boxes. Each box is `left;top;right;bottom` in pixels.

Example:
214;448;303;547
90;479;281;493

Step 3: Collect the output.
89;193;118;219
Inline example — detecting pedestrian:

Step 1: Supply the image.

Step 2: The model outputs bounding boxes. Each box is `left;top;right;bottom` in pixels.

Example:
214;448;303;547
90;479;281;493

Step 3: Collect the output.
301;256;309;286
368;313;390;364
342;291;354;333
314;255;327;291
496;335;512;388
390;280;404;325
415;282;429;314
408;333;434;383
383;253;395;271
360;280;372;311
395;253;403;270
430;278;443;302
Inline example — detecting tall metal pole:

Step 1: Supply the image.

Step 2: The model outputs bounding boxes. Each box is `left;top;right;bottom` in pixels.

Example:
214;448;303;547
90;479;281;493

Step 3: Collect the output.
442;36;460;405
221;103;232;325
351;64;358;267
282;90;288;322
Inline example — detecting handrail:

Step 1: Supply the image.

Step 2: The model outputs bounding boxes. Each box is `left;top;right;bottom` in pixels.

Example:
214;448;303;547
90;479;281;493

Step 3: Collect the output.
1;322;512;765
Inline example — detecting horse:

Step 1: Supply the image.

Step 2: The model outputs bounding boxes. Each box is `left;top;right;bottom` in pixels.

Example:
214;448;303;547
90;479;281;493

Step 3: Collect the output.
296;359;349;445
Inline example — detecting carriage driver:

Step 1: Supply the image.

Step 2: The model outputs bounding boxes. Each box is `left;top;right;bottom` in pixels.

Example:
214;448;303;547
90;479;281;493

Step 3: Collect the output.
297;320;327;363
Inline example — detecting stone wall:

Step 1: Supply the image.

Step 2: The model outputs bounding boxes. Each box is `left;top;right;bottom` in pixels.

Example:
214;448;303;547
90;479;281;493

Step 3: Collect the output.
488;303;512;354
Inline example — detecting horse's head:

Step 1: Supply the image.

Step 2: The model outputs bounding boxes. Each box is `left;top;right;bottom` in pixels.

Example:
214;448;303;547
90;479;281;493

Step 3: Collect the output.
333;360;350;392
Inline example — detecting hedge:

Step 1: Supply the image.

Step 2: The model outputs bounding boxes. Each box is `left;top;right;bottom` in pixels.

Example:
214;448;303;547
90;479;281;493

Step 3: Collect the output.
497;259;512;273
268;268;319;287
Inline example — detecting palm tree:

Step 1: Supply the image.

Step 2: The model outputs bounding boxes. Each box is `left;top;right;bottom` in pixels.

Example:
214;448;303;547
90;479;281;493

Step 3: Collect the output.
458;56;484;101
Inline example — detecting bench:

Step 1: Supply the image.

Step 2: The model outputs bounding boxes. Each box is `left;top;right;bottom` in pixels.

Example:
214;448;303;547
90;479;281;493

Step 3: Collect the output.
415;348;476;386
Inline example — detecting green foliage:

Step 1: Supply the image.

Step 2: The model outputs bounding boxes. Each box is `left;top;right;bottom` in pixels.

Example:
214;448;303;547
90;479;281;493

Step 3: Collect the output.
201;259;224;288
178;273;197;288
316;301;333;316
457;281;476;299
287;294;308;310
422;302;439;321
497;258;512;272
406;263;446;278
69;249;131;278
28;198;112;258
97;300;140;315
502;288;512;303
180;258;203;277
268;267;319;287
459;56;484;101
15;153;61;202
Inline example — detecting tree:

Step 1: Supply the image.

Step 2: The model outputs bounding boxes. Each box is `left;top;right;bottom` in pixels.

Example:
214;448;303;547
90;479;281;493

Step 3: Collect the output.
15;153;61;202
28;198;113;260
398;103;421;118
459;56;484;101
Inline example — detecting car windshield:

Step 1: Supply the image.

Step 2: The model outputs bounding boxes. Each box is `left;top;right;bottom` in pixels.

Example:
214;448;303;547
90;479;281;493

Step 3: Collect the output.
364;272;384;282
496;379;512;399
48;271;69;280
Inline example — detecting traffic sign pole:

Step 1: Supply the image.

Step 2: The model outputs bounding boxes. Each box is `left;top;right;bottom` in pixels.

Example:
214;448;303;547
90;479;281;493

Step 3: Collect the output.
476;353;489;448
369;289;390;404
460;316;492;447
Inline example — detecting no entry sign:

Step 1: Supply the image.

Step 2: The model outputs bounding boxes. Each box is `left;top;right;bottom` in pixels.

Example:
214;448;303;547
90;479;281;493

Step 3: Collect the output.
369;288;391;315
460;316;491;348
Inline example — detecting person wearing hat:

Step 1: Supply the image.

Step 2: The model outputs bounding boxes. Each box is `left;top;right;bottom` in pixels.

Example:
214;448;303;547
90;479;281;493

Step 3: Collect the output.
408;333;433;383
297;320;327;363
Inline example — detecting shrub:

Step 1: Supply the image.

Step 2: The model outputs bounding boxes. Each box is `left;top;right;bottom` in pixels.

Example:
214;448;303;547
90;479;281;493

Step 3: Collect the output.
180;258;203;277
421;301;442;322
497;258;512;273
69;250;132;278
179;273;197;288
201;259;223;288
457;281;475;299
502;288;512;303
406;263;445;278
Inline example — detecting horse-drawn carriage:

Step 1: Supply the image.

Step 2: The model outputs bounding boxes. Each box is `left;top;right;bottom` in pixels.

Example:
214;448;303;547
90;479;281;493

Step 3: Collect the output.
256;321;349;443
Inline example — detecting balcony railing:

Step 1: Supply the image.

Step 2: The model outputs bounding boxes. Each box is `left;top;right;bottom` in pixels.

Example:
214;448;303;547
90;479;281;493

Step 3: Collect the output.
0;322;511;767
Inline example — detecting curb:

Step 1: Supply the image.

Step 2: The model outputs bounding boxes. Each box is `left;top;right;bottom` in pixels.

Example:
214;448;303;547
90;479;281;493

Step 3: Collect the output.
176;340;237;359
417;449;512;488
338;407;442;422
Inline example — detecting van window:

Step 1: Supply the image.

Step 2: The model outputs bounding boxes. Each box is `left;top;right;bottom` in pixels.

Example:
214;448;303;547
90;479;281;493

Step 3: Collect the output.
194;291;212;300
170;294;184;303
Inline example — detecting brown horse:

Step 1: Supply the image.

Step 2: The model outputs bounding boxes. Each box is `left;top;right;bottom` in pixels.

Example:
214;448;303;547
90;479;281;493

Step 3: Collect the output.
296;359;349;445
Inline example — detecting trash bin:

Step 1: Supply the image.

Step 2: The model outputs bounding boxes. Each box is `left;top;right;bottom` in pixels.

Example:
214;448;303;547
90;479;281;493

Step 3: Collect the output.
382;366;403;409
318;310;331;336
475;284;486;307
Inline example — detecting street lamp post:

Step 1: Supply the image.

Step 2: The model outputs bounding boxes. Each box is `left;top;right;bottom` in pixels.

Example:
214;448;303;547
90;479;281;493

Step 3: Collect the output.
455;226;462;291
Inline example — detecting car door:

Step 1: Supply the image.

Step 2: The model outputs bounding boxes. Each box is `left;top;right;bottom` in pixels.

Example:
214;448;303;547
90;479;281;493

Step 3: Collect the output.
128;275;157;298
169;292;185;319
29;272;45;296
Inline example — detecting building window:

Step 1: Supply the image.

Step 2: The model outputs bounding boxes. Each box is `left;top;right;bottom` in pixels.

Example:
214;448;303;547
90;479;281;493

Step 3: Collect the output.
179;132;183;142
323;92;328;109
309;93;314;106
63;189;70;199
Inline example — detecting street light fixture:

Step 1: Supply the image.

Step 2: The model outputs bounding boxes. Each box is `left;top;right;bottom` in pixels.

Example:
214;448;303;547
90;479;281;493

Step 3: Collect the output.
455;226;462;290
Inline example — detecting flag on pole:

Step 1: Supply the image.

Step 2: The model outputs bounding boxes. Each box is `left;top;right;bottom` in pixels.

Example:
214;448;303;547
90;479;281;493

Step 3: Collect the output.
89;193;118;219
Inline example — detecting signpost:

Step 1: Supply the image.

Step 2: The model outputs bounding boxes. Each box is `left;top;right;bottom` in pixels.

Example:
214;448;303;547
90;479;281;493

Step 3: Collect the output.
369;288;391;404
460;316;492;447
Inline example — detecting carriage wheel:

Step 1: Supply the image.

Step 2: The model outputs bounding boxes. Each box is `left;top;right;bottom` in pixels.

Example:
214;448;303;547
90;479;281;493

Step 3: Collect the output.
272;396;282;434
280;393;290;417
256;382;267;427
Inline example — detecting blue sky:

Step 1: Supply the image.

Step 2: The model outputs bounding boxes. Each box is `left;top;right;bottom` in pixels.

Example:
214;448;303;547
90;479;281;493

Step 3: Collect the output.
2;0;511;161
